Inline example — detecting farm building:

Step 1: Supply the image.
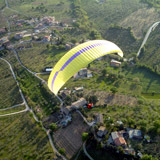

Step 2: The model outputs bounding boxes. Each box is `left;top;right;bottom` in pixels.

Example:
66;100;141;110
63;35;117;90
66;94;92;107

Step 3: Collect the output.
73;68;93;78
111;131;127;147
71;98;87;109
110;59;121;67
43;36;50;42
14;33;23;40
96;113;103;124
97;126;107;138
128;129;142;139
63;106;72;115
44;67;53;72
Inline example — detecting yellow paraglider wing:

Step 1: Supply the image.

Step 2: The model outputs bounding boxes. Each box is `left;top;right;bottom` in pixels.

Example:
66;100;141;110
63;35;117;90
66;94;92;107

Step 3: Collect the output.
48;40;123;95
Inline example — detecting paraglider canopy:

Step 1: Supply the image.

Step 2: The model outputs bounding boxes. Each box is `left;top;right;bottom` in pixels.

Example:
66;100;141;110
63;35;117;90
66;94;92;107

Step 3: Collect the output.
48;40;123;95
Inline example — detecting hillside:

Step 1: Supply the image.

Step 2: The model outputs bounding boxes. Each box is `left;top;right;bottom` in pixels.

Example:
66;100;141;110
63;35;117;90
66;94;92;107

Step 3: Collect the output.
0;113;55;159
0;60;23;109
139;24;160;71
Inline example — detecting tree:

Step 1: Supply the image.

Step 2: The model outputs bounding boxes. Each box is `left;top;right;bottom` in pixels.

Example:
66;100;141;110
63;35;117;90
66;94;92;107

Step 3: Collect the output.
141;154;158;160
88;95;98;104
102;69;107;76
71;38;77;44
82;132;88;142
110;87;118;94
59;148;65;155
89;29;101;39
49;123;57;131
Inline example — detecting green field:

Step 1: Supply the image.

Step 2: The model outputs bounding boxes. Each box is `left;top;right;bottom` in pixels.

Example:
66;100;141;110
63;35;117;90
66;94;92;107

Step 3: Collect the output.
7;0;72;21
0;11;7;28
0;112;55;159
0;0;5;9
0;60;23;109
17;43;66;72
64;59;160;97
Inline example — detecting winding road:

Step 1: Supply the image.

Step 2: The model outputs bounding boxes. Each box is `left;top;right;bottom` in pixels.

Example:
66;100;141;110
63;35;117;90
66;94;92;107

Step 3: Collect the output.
0;58;29;114
83;142;94;160
137;21;160;57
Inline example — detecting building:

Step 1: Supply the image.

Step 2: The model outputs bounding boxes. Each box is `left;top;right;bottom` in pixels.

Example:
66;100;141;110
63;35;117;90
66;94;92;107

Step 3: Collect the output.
14;33;23;40
44;67;53;72
73;68;92;79
114;137;127;146
0;37;9;46
96;113;103;124
60;116;72;127
74;87;84;91
65;43;72;50
111;131;119;140
110;59;121;67
97;126;107;138
63;106;72;115
43;36;50;42
42;16;55;26
124;148;136;155
128;129;142;139
111;131;127;147
71;98;87;109
0;27;6;34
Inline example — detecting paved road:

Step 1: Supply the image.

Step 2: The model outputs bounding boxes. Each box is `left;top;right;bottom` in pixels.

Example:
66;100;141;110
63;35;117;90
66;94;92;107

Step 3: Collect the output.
83;142;94;160
0;108;28;117
12;49;47;84
76;110;96;127
137;21;160;57
0;102;24;111
12;49;67;160
0;58;29;112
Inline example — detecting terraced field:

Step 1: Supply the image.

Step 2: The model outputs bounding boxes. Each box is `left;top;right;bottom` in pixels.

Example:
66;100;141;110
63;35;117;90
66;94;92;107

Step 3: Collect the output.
54;112;88;159
0;60;23;109
0;112;55;159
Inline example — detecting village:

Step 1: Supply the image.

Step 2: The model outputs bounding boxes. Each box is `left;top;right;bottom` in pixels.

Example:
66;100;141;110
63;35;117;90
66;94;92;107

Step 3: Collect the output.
42;62;150;159
0;14;145;158
0;14;72;52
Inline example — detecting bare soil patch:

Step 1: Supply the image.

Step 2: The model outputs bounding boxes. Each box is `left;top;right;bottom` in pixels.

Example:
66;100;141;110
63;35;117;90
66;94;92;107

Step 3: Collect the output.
84;90;137;106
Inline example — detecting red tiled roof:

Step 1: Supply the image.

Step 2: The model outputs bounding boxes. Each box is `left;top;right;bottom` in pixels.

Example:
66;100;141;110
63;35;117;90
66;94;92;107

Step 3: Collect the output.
114;137;127;146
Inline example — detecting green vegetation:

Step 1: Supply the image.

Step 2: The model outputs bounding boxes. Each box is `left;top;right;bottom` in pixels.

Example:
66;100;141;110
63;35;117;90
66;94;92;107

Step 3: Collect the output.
59;148;66;155
0;112;54;159
0;60;23;109
82;132;88;142
65;59;160;97
0;0;5;9
17;43;66;72
49;122;57;131
141;154;158;160
104;26;139;55
139;25;160;72
141;0;160;9
16;65;59;118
